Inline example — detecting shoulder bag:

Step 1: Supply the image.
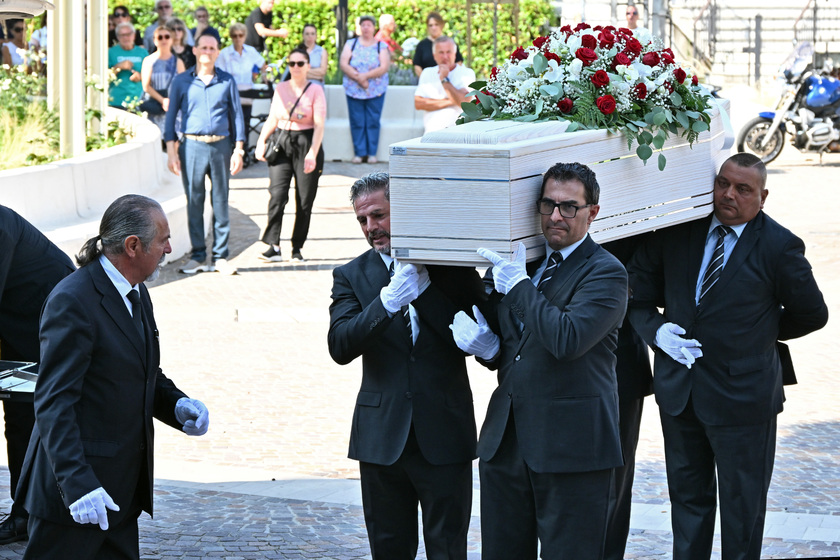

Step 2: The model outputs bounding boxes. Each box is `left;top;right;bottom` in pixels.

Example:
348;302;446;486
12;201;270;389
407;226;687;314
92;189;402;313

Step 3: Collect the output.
264;81;312;166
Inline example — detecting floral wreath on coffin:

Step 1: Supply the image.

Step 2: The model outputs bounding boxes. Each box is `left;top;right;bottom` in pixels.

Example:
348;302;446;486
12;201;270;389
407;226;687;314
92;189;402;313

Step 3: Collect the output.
459;23;714;169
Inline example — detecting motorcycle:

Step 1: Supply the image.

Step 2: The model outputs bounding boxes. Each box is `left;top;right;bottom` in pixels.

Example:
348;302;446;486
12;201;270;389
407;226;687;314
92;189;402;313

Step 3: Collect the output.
737;42;840;164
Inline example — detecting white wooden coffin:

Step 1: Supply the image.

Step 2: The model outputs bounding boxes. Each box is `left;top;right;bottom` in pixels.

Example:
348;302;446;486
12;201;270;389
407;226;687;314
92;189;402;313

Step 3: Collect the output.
388;100;731;265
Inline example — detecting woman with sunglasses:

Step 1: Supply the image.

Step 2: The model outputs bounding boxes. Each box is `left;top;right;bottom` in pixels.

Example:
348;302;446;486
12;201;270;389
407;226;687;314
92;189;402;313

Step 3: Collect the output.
108;5;142;47
140;26;185;134
255;47;325;262
218;22;266;135
1;19;29;71
166;18;196;69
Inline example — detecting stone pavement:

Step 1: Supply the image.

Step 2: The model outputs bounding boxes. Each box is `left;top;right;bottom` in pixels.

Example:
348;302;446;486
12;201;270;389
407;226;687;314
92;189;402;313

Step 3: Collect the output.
1;110;839;559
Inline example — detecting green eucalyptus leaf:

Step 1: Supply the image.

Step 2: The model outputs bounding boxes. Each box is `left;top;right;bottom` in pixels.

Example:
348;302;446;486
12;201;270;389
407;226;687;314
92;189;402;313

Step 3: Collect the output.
653;112;667;126
640;131;654;144
515;113;540;122
685;110;701;118
540;84;560;98
636;143;653;161
652;133;666;149
532;53;548;76
669;92;683;106
461;101;484;120
565;122;580;132
675;111;690;129
692;120;710;132
534;98;544;116
469;81;487;91
658;152;667;171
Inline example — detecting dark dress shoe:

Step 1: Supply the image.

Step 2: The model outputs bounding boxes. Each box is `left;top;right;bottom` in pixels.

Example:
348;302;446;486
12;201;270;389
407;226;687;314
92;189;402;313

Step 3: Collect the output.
0;513;28;544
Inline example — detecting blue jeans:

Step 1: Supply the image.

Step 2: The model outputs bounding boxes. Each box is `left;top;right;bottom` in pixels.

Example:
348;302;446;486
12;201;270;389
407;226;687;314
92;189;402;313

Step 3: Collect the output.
178;137;231;262
346;93;385;158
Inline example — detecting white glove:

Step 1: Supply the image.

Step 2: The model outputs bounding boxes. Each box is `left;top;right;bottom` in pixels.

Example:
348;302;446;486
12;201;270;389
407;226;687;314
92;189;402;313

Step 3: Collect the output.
477;243;529;294
450;306;500;360
175;397;210;436
655;322;703;369
69;487;120;530
380;263;429;314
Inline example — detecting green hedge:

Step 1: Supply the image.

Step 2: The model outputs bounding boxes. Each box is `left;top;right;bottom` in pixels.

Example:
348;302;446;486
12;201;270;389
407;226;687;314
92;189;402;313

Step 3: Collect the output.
113;0;553;79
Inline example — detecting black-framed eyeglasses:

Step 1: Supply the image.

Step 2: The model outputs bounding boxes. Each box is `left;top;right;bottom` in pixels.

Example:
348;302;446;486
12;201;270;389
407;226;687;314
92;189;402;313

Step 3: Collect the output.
287;60;307;67
537;199;591;218
13;27;25;32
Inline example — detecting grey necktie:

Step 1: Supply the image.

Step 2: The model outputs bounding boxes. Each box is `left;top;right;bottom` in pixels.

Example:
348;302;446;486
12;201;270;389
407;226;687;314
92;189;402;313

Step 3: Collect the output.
126;290;146;344
699;225;733;301
537;251;563;293
389;262;413;344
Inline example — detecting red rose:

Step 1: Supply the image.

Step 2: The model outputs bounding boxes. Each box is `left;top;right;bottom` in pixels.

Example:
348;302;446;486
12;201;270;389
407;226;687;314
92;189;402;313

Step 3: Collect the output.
581;34;597;50
533;36;550;51
575;47;598;67
590;69;610;87
603;25;616;33
574;22;592;32
510;46;528;61
612;52;632;69
624;38;642;56
661;48;675;65
692;74;699;86
545;52;562;65
490;66;500;80
558;97;573;113
599;29;615;49
633;83;647;100
664;81;674;93
596;94;617;114
560;25;573;38
641;51;660;67
673;67;687;84
617;27;634;38
593;25;603;31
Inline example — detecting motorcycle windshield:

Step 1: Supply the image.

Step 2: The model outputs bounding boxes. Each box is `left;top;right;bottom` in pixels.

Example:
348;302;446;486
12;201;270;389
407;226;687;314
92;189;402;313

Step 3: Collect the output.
779;42;815;79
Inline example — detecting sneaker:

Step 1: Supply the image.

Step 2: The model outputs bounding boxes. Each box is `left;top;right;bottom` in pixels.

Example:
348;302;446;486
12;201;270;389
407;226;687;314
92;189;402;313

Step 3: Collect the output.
291;249;304;261
367;156;378;164
178;259;209;274
259;246;282;262
0;513;28;544
213;258;238;275
351;156;362;164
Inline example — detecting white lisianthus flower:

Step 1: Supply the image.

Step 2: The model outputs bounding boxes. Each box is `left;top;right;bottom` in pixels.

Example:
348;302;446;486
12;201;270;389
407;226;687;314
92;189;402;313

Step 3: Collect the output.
544;59;564;82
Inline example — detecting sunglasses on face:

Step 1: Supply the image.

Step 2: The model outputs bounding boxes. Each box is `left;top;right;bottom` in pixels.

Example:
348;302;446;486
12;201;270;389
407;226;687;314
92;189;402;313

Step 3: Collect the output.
156;34;171;40
157;5;171;10
230;33;245;38
288;60;307;67
627;10;638;15
114;11;128;17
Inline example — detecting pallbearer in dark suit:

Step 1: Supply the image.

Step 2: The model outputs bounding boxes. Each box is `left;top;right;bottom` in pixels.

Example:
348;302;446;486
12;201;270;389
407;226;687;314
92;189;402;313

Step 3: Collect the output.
627;153;828;560
17;195;210;560
328;172;482;560
0;205;75;544
453;162;628;559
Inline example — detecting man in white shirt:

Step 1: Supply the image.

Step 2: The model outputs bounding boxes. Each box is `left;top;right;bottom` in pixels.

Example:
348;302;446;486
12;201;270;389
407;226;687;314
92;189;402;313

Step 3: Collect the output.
414;36;475;133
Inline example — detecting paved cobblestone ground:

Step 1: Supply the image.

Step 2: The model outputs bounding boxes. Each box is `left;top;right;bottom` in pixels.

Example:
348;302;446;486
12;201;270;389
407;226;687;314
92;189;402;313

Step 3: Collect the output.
1;129;838;558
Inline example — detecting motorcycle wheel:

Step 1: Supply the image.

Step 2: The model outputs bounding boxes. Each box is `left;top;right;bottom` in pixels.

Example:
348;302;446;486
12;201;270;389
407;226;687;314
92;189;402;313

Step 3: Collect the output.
736;117;785;164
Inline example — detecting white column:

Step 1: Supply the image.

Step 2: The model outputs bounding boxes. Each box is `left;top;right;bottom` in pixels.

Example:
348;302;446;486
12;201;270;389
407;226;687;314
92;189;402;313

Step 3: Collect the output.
86;0;108;136
58;0;85;157
46;1;59;108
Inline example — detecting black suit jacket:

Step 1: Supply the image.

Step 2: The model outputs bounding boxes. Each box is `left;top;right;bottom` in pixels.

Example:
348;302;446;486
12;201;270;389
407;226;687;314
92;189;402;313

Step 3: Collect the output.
327;251;481;466
478;236;627;473
627;212;828;426
17;259;187;526
0;205;75;361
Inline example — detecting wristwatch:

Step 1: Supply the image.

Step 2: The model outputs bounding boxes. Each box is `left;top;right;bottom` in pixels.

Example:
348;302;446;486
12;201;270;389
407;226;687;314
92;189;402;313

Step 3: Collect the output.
233;148;245;156
441;77;450;84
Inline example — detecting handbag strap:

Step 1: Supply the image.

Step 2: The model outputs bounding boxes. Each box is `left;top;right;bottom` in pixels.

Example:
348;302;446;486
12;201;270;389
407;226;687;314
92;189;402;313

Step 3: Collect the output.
282;81;312;132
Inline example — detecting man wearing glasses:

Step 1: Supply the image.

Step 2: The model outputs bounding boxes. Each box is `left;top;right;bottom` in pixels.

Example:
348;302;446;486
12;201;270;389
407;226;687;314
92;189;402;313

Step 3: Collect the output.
452;162;627;559
108;6;142;47
625;3;648;34
108;22;148;109
191;6;221;44
143;0;193;54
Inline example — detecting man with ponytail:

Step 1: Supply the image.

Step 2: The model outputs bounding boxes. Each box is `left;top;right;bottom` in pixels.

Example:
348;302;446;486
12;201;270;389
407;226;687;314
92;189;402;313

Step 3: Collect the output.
16;195;210;559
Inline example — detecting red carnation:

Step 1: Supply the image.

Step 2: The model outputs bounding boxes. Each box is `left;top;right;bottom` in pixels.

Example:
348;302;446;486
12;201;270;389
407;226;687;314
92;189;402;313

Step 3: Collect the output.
590;69;610;87
575;47;598;67
673;67;687;84
581;34;597;50
641;51;660;67
596;94;617;114
545;52;562;65
692;75;699;86
624;38;642;57
533;36;550;51
574;22;592;32
558;97;573;113
612;52;632;69
633;83;647;100
510;46;528;61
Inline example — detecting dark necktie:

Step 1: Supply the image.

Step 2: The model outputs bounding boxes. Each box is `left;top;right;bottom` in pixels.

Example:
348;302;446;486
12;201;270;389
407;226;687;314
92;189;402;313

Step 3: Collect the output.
389;262;413;344
699;225;733;301
537;251;563;292
126;290;146;344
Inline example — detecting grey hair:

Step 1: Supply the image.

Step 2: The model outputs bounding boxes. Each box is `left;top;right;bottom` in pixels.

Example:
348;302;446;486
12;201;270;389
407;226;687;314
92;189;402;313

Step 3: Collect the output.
76;195;163;267
433;35;456;49
350;172;390;204
114;21;135;35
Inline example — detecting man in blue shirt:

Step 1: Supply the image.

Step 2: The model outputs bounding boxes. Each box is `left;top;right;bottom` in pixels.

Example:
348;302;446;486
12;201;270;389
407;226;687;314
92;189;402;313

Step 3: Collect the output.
165;34;245;276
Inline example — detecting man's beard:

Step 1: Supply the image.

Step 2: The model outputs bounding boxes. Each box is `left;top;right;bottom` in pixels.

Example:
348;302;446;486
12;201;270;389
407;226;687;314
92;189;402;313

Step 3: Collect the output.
368;230;391;254
144;254;166;282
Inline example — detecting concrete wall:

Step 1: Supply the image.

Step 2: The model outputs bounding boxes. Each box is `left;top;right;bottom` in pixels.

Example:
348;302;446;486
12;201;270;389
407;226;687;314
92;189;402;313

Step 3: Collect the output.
0;108;204;264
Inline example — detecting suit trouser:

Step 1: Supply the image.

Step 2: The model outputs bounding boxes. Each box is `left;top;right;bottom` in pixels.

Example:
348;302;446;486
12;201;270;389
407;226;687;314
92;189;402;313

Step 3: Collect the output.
604;395;645;560
178;136;232;263
660;397;776;560
358;427;472;560
479;416;613;560
24;510;141;560
5;400;35;517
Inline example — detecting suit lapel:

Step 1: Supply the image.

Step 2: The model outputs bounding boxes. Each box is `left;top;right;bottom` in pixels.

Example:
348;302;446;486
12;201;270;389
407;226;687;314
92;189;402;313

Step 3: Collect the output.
361;250;412;349
701;212;762;305
90;260;147;363
686;215;713;299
